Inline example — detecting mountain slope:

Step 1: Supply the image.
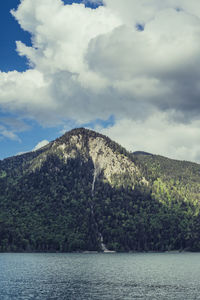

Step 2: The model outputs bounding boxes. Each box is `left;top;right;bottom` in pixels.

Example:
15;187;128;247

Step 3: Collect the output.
0;128;200;252
132;152;200;206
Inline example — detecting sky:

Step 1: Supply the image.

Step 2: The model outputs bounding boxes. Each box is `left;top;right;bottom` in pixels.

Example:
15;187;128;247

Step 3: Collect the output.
1;0;200;162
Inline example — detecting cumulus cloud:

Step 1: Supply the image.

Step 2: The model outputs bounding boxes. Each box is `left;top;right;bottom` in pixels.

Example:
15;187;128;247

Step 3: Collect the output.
6;0;200;120
104;0;200;26
87;9;200;118
5;0;122;123
16;139;49;156
100;113;200;163
0;0;200;161
33;140;49;151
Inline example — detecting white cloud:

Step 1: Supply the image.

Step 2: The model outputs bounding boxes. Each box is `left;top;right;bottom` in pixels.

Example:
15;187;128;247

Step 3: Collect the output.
33;139;49;151
4;0;122;124
0;125;21;142
12;1;121;75
15;139;49;156
88;9;200;79
104;0;200;26
100;113;200;163
0;0;200;161
4;0;200;121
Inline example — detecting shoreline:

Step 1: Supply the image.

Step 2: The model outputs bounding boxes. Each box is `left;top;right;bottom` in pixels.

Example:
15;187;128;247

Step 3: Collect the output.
0;249;198;254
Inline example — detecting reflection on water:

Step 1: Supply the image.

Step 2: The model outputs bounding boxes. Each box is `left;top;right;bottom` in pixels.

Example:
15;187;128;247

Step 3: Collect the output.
1;252;200;299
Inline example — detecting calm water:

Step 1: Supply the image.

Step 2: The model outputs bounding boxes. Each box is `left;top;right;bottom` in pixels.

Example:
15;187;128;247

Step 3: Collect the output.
1;252;200;299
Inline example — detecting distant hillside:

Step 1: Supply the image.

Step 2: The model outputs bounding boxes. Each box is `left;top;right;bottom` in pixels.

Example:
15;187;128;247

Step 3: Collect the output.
0;128;200;252
132;152;200;205
133;151;152;156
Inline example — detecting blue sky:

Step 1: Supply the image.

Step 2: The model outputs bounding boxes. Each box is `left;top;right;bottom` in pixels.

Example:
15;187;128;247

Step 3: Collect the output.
0;0;32;158
1;0;200;162
0;0;31;72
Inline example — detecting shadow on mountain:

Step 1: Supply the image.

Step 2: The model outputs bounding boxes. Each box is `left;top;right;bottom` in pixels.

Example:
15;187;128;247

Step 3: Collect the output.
1;155;200;253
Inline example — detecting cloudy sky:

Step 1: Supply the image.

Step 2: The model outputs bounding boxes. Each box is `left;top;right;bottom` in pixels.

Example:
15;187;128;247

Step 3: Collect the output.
1;0;200;162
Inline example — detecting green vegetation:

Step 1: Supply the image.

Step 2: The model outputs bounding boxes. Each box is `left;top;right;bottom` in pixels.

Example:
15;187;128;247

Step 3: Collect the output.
0;128;200;252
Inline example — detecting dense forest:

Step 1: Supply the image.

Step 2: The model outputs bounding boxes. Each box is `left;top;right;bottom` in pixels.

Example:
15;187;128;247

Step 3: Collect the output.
0;128;200;252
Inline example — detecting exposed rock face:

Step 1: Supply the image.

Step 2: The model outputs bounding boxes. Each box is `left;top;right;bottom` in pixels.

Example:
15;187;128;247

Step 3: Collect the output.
29;128;146;189
26;128;146;189
88;137;140;187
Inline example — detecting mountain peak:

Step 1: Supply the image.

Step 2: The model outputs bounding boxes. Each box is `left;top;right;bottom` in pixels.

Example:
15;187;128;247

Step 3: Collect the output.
55;127;130;156
63;127;94;136
51;127;141;188
57;127;110;143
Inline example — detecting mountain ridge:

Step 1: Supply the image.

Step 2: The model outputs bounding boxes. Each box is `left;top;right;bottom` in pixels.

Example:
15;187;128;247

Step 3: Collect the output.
0;127;200;252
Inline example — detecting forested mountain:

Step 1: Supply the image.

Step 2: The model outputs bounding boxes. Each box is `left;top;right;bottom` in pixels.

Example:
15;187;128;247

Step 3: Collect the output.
0;128;200;252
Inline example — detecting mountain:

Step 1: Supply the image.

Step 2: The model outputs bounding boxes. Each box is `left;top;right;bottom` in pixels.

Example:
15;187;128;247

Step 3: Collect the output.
1;128;200;252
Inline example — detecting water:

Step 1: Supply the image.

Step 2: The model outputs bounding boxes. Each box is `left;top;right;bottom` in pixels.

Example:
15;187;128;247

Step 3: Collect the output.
0;252;200;299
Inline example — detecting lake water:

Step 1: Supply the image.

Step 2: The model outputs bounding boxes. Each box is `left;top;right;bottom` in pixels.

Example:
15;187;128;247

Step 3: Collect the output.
0;252;200;299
